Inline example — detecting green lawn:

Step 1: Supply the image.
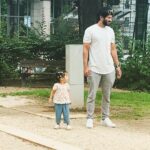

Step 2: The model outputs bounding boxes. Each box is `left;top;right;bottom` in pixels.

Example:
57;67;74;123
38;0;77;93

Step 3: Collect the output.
85;90;150;119
0;89;150;120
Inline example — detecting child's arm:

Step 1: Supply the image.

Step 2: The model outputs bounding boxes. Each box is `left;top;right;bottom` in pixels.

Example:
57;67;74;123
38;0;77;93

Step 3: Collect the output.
49;89;56;103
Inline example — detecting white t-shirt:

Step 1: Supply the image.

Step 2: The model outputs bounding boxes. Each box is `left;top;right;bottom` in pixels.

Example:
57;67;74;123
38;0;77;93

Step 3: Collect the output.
53;83;71;104
83;24;115;74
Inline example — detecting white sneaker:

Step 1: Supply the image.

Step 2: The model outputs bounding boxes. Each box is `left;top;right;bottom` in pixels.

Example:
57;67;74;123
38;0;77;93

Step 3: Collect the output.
66;125;72;130
101;118;116;128
86;119;93;128
54;124;60;129
63;124;72;130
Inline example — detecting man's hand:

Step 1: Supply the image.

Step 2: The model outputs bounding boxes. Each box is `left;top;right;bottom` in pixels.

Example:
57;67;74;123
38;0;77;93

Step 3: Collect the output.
116;67;122;79
83;43;90;77
84;66;91;77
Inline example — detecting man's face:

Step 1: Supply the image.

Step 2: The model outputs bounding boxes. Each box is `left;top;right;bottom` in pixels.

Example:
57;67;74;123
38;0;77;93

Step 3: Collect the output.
102;15;113;26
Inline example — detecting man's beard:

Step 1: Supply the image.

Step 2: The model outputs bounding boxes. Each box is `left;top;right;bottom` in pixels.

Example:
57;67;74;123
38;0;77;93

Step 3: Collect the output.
103;20;111;26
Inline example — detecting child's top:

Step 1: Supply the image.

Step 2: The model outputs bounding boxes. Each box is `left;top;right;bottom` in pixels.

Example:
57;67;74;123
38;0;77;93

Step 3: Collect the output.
53;83;71;104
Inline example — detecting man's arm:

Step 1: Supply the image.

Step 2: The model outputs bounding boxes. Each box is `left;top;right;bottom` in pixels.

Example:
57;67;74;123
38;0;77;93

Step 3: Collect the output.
83;43;91;76
111;43;122;79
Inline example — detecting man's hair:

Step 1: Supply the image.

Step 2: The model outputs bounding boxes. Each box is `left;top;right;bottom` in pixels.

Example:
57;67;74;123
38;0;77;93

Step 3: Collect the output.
96;7;113;22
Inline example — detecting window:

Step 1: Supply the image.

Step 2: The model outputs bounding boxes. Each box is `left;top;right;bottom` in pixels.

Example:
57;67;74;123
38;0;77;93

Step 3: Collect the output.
0;0;31;37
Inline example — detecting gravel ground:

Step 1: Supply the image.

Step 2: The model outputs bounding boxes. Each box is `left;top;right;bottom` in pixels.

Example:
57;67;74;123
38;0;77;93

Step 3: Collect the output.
0;85;150;150
0;131;51;150
0;95;150;150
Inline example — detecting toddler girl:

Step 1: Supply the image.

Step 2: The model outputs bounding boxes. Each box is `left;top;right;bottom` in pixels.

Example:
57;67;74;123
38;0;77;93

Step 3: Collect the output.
49;71;71;130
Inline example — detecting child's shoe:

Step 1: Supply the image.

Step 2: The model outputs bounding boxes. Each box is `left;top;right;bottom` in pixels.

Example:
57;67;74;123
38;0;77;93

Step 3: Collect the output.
63;124;72;130
54;124;60;129
66;125;72;130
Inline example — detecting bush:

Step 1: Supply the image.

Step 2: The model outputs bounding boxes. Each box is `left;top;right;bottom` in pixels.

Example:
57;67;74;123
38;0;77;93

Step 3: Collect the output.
116;38;150;91
0;18;81;85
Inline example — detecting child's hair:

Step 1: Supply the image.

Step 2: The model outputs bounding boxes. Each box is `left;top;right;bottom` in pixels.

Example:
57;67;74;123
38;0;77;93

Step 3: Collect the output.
56;71;66;82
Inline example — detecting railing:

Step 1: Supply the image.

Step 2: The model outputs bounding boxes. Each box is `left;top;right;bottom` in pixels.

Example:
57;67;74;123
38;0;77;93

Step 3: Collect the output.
1;72;57;87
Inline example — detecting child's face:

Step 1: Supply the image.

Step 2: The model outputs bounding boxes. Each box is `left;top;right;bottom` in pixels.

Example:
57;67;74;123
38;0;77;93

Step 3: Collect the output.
60;73;68;83
64;73;69;82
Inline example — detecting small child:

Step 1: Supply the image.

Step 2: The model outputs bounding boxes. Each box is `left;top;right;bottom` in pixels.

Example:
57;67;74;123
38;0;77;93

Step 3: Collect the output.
49;71;71;130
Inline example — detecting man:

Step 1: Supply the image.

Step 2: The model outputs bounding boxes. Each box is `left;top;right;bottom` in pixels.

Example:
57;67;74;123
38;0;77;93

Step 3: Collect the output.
83;7;122;128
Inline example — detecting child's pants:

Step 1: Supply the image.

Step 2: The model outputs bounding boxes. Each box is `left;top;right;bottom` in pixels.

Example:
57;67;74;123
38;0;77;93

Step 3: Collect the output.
55;103;70;125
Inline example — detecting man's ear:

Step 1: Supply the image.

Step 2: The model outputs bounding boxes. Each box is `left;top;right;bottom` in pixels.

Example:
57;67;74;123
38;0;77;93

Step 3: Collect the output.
100;16;103;20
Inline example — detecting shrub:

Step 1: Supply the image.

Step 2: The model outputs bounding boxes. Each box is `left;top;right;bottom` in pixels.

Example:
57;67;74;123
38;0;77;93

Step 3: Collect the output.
116;38;150;91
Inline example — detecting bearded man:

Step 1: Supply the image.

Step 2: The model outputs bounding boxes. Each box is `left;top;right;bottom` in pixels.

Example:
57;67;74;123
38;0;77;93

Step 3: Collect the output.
83;7;122;128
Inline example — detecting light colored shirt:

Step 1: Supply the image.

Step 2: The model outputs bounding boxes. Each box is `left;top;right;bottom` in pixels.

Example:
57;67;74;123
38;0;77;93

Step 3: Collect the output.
83;24;115;74
53;83;71;104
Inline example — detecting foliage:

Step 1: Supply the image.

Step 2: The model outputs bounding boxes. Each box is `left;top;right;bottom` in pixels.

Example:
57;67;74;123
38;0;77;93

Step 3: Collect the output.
116;37;150;91
46;17;81;60
0;17;81;84
110;21;150;91
111;21;124;61
0;4;149;91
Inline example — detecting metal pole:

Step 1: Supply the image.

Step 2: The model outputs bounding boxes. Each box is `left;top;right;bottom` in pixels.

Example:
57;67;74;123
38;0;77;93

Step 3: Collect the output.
17;0;20;38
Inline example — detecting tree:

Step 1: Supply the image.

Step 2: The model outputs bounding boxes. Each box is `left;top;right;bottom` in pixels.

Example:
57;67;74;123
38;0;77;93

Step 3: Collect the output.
53;0;72;18
78;0;103;35
134;0;149;42
53;0;63;18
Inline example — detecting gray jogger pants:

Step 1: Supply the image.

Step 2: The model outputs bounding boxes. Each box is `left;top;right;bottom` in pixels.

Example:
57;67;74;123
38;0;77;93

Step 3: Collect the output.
87;70;115;119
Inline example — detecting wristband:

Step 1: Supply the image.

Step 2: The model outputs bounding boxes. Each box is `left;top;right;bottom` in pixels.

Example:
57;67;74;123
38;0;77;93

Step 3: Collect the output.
115;63;121;69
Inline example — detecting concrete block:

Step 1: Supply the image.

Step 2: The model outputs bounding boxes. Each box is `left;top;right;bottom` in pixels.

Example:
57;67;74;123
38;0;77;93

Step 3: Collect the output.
66;45;84;108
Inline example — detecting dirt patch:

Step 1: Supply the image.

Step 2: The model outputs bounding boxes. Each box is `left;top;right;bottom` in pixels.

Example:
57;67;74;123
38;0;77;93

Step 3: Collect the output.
0;87;46;94
0;96;36;108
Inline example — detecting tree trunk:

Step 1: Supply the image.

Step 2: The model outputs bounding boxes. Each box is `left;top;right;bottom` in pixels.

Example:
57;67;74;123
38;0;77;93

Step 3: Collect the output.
134;0;149;41
78;0;103;35
54;0;63;18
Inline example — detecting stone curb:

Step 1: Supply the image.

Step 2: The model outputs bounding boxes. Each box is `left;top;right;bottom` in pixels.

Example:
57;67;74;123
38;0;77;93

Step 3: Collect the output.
0;124;82;150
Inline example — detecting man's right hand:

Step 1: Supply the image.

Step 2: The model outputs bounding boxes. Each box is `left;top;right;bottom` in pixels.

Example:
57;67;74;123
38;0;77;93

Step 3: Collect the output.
84;67;91;77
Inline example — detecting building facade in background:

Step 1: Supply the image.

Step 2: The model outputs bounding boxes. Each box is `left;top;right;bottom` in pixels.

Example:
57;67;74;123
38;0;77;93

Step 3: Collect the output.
109;0;150;38
0;0;51;37
0;0;149;38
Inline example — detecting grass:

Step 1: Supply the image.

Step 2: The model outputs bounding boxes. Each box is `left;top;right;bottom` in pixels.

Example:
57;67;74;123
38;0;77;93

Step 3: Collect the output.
0;88;150;120
0;89;50;102
84;90;150;119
